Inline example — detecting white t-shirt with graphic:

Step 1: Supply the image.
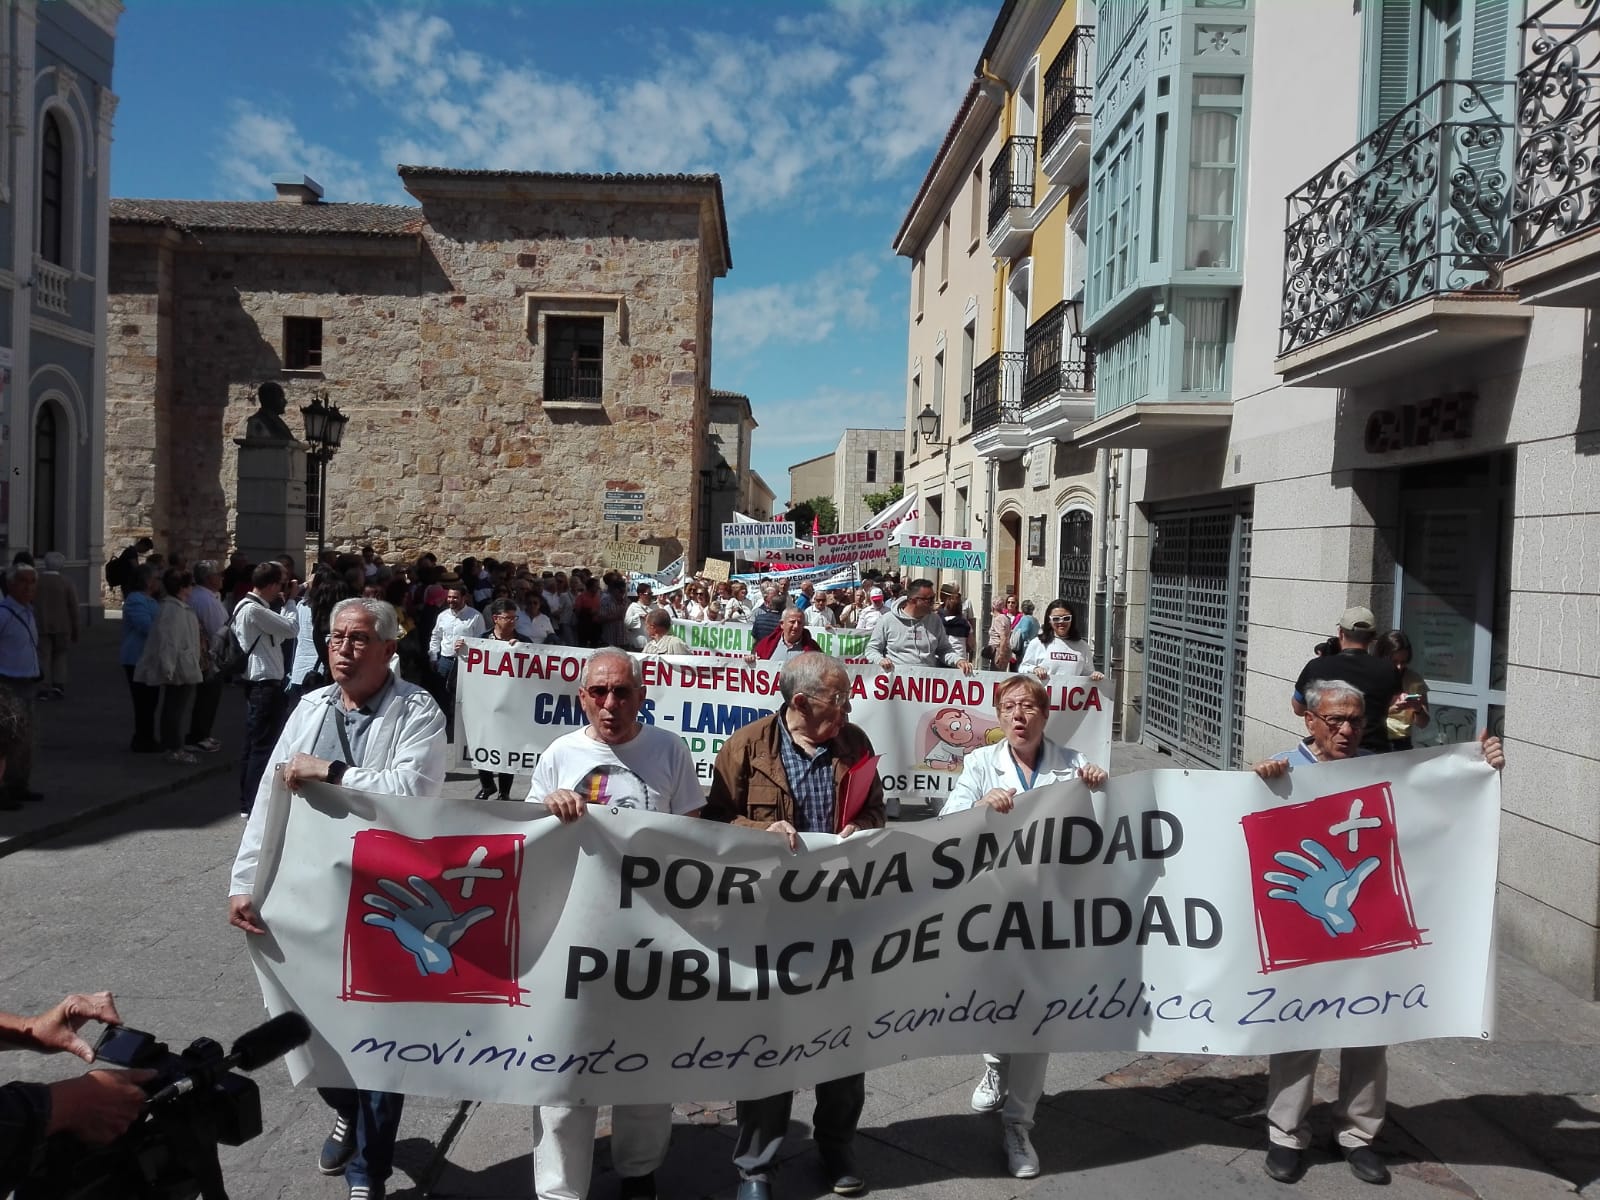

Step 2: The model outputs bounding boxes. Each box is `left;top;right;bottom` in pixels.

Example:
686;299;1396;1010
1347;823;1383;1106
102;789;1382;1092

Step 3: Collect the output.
1019;636;1095;679
525;724;704;815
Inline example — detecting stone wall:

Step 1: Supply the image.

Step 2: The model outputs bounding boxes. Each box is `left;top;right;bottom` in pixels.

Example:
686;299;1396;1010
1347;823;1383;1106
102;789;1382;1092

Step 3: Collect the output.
105;193;717;573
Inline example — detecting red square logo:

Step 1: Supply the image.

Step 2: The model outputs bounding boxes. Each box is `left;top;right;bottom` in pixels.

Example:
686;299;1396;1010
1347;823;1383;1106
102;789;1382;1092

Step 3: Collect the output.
341;830;527;1005
1241;782;1424;973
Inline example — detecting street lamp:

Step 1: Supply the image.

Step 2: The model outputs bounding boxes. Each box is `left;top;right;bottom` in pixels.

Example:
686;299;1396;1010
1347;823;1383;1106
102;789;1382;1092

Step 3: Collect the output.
916;403;944;449
301;390;350;556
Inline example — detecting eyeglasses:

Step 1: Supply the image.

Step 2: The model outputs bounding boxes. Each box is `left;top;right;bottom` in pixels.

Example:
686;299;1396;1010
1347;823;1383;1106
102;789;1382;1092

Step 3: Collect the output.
583;685;637;701
1048;615;1073;623
328;632;379;649
998;702;1044;718
806;691;851;712
1308;710;1364;732
908;593;935;605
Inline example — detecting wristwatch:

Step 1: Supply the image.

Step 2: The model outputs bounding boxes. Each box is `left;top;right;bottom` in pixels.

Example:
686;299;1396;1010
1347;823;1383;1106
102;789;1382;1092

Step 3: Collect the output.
327;760;349;786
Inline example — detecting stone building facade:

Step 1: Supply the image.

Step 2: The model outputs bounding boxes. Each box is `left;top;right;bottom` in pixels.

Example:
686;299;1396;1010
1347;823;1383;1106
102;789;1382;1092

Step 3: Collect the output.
106;168;731;572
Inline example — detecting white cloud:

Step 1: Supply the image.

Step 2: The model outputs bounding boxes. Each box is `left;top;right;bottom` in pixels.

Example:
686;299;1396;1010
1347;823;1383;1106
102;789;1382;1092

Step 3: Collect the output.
748;384;904;454
333;4;989;218
215;104;390;202
716;256;882;357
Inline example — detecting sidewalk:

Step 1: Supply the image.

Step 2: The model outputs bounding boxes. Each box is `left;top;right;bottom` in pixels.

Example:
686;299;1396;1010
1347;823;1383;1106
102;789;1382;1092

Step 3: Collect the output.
0;615;244;856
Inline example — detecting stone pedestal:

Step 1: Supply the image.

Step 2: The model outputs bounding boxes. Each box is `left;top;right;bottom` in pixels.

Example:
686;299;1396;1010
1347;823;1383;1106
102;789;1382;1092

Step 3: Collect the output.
235;436;306;565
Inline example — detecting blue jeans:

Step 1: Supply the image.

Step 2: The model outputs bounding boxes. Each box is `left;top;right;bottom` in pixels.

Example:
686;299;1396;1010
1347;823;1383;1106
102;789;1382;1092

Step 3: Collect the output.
238;680;287;814
318;1087;404;1189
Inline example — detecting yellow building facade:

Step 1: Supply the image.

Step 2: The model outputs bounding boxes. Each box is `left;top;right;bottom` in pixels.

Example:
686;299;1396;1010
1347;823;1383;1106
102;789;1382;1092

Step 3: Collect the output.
899;1;1129;706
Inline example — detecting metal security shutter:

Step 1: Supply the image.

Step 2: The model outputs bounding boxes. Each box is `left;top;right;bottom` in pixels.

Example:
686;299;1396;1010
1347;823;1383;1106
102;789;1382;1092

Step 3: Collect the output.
1143;494;1252;768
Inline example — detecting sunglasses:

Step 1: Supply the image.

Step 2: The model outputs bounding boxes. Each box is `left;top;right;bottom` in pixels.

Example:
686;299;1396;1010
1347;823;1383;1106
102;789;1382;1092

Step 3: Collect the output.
583;685;637;701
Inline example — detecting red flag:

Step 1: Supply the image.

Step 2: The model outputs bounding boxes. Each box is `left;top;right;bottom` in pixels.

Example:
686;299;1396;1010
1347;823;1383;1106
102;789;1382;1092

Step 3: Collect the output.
811;513;821;537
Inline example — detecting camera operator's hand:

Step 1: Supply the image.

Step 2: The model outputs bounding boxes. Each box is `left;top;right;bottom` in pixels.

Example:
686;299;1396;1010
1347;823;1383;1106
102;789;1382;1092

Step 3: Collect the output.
228;894;266;936
0;992;122;1061
46;1069;156;1144
28;993;123;1062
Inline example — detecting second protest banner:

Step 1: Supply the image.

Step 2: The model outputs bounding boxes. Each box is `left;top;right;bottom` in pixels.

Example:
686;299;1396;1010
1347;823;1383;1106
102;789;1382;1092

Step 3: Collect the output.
455;645;1112;806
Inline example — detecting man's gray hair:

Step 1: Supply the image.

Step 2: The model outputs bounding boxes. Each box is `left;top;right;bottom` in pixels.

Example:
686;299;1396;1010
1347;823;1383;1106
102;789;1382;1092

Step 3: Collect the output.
582;647;644;689
645;607;673;632
779;652;845;704
43;551;65;571
1020;599;1035;614
1305;678;1365;713
331;597;400;641
781;605;805;620
193;559;219;580
6;564;35;585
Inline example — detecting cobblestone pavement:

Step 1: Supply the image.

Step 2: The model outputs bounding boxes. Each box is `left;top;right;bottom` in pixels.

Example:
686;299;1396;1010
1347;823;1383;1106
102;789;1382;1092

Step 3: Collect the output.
2;642;1599;1198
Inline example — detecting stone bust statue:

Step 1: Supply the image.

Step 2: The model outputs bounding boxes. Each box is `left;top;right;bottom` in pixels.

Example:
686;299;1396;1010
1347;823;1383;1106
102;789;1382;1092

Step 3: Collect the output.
245;381;299;443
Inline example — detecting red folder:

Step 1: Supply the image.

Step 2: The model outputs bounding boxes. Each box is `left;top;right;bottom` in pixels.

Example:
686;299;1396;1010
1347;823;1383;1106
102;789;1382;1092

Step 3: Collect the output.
836;754;882;833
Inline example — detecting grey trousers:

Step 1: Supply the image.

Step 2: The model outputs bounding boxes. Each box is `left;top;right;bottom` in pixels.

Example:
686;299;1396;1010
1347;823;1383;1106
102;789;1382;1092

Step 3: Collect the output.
1266;1045;1387;1149
733;1074;865;1181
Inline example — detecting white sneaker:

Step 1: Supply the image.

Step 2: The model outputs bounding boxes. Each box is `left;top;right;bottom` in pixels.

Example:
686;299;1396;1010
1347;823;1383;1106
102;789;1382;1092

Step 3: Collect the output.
970;1064;1006;1112
1004;1122;1040;1179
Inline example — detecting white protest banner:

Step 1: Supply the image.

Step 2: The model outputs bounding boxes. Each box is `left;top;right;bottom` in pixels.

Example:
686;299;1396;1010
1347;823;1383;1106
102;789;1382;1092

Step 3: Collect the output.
248;744;1499;1107
805;488;921;567
899;534;988;572
664;618;871;662
455;645;1111;801
722;521;795;555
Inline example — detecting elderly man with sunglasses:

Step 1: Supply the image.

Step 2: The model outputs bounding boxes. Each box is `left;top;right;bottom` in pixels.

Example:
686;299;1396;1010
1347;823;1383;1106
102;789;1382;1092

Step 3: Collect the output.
523;647;703;1200
1251;678;1504;1188
703;653;886;1200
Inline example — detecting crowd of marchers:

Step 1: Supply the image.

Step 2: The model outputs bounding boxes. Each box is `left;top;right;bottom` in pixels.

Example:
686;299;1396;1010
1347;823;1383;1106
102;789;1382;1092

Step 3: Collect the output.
0;539;1504;1199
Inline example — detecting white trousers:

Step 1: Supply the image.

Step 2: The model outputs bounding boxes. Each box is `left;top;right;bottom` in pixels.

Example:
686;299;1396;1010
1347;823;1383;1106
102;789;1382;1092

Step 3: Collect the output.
531;1104;672;1200
983;1051;1049;1129
1266;1046;1388;1150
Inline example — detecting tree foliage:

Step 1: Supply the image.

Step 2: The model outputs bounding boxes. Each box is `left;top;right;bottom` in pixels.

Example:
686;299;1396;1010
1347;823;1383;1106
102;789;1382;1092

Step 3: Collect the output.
788;496;838;535
862;483;904;516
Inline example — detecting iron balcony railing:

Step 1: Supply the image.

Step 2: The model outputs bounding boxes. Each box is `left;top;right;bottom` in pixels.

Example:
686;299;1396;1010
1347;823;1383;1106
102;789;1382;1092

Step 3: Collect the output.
971;350;1025;433
1279;78;1513;357
1042;26;1094;160
1022;300;1096;408
1512;0;1600;257
987;136;1037;236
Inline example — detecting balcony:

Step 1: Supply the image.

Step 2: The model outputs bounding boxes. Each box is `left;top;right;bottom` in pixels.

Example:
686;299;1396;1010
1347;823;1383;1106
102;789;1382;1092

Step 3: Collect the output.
1505;0;1600;305
1020;301;1096;440
31;258;71;316
987;136;1037;260
1040;27;1093;185
969;350;1030;459
1275;79;1530;388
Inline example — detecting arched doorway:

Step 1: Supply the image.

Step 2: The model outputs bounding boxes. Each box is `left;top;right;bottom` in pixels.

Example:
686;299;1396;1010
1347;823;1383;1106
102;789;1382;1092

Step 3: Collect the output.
1057;507;1093;616
999;510;1022;600
32;403;61;554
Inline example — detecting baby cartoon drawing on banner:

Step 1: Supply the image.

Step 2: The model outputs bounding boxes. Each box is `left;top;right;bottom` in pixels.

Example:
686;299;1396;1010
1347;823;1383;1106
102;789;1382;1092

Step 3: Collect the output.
920;705;1000;769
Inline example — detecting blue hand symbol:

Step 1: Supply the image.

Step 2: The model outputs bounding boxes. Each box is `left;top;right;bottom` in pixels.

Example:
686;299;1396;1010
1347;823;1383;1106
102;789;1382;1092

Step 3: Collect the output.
362;875;494;975
1263;839;1380;937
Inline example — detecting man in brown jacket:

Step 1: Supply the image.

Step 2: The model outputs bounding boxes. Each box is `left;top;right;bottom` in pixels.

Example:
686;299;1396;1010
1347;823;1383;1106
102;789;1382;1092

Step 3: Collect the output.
703;653;885;1200
33;552;78;700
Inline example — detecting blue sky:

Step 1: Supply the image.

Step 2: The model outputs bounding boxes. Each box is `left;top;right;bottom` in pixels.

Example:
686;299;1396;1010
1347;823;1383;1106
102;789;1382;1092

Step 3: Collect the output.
111;0;992;509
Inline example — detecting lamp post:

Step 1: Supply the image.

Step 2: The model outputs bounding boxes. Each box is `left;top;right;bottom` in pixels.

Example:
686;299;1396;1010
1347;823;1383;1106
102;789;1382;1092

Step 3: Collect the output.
916;400;990;627
300;390;350;557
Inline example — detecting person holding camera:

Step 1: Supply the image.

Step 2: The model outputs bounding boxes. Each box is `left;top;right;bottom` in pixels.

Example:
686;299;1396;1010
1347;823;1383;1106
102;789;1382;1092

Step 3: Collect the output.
0;991;155;1189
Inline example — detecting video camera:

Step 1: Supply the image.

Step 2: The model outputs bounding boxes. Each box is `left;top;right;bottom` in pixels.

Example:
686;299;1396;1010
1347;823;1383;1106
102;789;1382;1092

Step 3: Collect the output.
17;1011;310;1200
